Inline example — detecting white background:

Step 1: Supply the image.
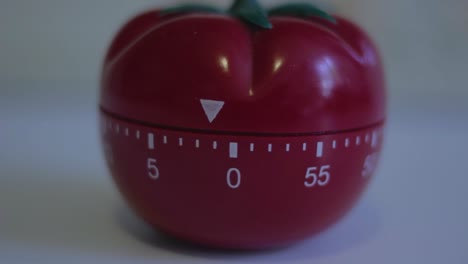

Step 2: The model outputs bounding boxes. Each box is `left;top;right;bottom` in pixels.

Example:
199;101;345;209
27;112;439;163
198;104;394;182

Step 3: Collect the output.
2;0;468;103
1;0;468;263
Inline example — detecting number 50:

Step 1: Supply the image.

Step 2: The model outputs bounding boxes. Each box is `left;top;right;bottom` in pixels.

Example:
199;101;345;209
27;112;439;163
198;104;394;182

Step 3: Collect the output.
304;165;331;188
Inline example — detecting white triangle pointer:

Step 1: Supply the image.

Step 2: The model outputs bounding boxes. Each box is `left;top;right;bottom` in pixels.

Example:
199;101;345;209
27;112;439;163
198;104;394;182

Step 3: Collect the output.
200;99;225;123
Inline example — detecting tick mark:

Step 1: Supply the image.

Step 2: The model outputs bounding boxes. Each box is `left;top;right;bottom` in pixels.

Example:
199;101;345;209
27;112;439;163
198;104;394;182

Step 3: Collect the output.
345;138;350;148
250;143;255;152
229;142;238;158
371;131;378;148
195;139;200;148
302;143;307;151
332;140;337;149
125;128;129;136
286;144;290;152
179;138;184;146
268;144;272;152
213;141;218;150
356;136;361;145
163;136;168;144
316;142;323;158
148;133;154;150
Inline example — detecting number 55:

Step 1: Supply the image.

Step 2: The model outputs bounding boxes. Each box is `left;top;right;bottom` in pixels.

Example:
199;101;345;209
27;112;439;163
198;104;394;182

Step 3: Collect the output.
305;165;331;188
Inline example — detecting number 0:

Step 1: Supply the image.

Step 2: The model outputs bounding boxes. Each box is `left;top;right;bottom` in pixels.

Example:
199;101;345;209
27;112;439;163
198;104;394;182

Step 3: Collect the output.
227;168;241;189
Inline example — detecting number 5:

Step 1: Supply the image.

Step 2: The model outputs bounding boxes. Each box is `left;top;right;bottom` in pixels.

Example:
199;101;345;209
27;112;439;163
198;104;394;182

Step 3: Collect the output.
318;165;330;186
147;158;159;180
304;167;318;188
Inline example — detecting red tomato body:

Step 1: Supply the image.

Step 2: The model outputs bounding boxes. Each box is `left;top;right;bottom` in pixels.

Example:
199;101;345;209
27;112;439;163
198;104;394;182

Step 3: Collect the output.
100;10;386;249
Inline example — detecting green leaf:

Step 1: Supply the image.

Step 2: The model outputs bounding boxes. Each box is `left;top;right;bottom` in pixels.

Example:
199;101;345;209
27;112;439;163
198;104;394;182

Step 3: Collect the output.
269;3;337;24
160;4;223;16
229;0;272;29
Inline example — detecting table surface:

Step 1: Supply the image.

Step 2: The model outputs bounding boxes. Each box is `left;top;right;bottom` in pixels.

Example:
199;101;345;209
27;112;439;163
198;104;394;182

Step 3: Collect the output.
1;95;467;264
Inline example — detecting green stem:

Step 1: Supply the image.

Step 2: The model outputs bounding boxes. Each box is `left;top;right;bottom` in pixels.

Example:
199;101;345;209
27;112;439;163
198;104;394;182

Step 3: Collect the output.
160;1;335;30
268;3;336;24
229;0;272;29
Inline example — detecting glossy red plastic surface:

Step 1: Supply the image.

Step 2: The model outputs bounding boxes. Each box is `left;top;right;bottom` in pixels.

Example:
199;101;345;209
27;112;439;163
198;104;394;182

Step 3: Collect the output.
100;10;386;249
101;114;383;249
101;12;385;134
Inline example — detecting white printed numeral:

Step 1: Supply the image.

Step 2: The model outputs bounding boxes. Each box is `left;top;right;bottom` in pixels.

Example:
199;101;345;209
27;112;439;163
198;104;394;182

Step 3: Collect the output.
305;165;331;188
227;168;241;189
362;153;379;177
147;158;160;180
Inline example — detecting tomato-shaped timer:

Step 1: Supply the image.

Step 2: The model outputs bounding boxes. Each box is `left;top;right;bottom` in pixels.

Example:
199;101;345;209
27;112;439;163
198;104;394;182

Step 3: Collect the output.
100;0;386;249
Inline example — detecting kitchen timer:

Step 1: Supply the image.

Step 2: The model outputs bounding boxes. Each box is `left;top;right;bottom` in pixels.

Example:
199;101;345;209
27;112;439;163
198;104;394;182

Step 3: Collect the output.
100;0;386;249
